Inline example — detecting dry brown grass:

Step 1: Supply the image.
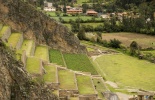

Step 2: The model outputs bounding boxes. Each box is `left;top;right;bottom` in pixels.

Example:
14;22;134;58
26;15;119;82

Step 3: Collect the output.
102;32;155;49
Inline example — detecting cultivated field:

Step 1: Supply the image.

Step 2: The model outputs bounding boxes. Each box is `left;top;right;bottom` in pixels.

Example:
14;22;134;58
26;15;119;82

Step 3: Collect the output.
76;75;96;95
49;49;65;66
94;54;155;90
8;33;21;48
34;46;49;62
63;53;98;75
21;40;34;56
102;32;155;49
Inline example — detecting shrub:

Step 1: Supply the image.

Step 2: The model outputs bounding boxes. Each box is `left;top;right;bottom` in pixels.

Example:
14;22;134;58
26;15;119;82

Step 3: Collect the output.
109;38;121;48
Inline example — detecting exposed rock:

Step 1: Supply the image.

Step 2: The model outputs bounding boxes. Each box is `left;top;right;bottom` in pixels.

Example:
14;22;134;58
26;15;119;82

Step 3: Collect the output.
0;0;86;54
0;40;58;100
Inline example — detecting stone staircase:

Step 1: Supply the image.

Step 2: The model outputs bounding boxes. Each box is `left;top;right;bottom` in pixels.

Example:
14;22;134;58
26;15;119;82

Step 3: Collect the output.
0;24;107;100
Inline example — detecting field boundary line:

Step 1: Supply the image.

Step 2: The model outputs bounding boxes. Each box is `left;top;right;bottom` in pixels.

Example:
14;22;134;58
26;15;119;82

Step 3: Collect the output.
60;51;67;67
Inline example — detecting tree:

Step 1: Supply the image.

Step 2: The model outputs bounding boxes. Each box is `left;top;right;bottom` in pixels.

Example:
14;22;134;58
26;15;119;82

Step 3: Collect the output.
130;41;139;55
77;27;86;40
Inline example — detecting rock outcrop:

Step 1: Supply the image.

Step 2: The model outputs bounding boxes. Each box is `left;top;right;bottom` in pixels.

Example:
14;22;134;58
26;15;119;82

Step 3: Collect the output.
0;0;86;54
0;40;58;100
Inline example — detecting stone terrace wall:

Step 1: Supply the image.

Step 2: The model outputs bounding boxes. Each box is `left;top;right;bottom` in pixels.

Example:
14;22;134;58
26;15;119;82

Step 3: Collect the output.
0;0;87;54
30;40;36;56
16;33;23;50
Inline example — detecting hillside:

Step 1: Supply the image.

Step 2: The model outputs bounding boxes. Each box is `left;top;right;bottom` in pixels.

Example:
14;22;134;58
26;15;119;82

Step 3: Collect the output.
0;40;58;100
0;0;86;54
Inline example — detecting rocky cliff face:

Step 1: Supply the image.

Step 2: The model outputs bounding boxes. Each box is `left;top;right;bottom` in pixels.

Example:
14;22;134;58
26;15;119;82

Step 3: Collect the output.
0;0;86;54
0;40;58;100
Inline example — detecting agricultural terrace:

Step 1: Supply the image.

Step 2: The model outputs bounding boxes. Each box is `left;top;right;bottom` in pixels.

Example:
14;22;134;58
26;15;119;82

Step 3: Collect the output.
0;26;9;37
63;24;71;30
26;57;41;74
76;75;96;95
70;97;79;100
92;78;107;99
94;54;155;90
63;53;98;75
102;32;155;49
58;70;77;90
34;46;49;62
49;49;65;66
8;33;22;48
21;40;34;56
43;65;57;83
81;23;104;28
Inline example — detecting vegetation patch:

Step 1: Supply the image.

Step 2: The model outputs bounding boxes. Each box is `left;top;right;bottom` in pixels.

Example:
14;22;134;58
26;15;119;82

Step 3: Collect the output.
34;46;49;62
58;70;77;90
26;57;41;74
76;75;95;95
8;33;21;48
49;49;65;66
94;54;155;90
63;53;98;74
0;26;9;37
92;78;106;99
43;65;57;83
21;40;34;56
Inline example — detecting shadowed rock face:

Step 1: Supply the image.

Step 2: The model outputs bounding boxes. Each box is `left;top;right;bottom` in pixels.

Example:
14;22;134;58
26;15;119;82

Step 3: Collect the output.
0;40;58;100
0;0;86;54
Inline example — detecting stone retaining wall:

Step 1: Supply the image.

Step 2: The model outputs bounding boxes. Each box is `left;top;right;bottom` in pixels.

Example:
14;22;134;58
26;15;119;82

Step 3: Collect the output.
59;90;79;98
1;26;11;42
30;41;36;56
21;50;27;68
79;95;97;100
16;33;23;50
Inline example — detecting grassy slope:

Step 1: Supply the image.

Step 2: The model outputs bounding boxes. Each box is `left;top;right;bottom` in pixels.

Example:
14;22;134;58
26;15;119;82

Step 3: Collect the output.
43;65;57;83
26;57;41;74
8;33;21;48
0;26;9;37
93;78;106;99
94;54;155;90
21;40;34;56
58;70;77;89
77;75;95;94
63;53;98;75
49;49;65;66
34;46;49;61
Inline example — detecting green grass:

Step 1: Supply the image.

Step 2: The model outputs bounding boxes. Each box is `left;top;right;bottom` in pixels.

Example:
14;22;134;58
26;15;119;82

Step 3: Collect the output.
8;33;22;48
63;24;71;30
142;50;155;56
94;54;155;90
43;65;57;83
58;70;77;90
34;46;49;62
77;0;90;4
70;97;79;100
0;26;9;37
21;40;34;56
63;53;98;75
81;23;104;28
49;49;65;66
77;75;95;95
92;78;106;99
26;57;41;74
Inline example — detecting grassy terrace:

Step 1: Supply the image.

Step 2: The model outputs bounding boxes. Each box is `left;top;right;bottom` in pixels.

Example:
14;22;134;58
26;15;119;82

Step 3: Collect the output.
8;33;21;48
58;70;77;90
49;49;65;66
70;97;79;100
93;78;106;99
43;65;57;83
77;75;95;95
21;40;34;56
94;54;155;90
0;26;9;37
63;53;98;75
26;57;41;74
34;46;49;62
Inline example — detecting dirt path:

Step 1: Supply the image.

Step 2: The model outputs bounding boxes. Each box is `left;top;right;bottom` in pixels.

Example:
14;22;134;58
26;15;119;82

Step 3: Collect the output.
116;92;132;100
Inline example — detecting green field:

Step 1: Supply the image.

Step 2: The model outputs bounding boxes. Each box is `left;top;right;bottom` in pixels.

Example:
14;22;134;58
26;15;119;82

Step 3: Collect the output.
63;53;98;75
76;75;96;95
8;33;22;48
26;57;41;74
34;46;49;62
77;0;90;4
49;49;65;66
63;24;71;30
43;65;57;83
94;54;155;90
92;78;106;99
81;23;104;28
21;40;34;56
58;70;77;89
